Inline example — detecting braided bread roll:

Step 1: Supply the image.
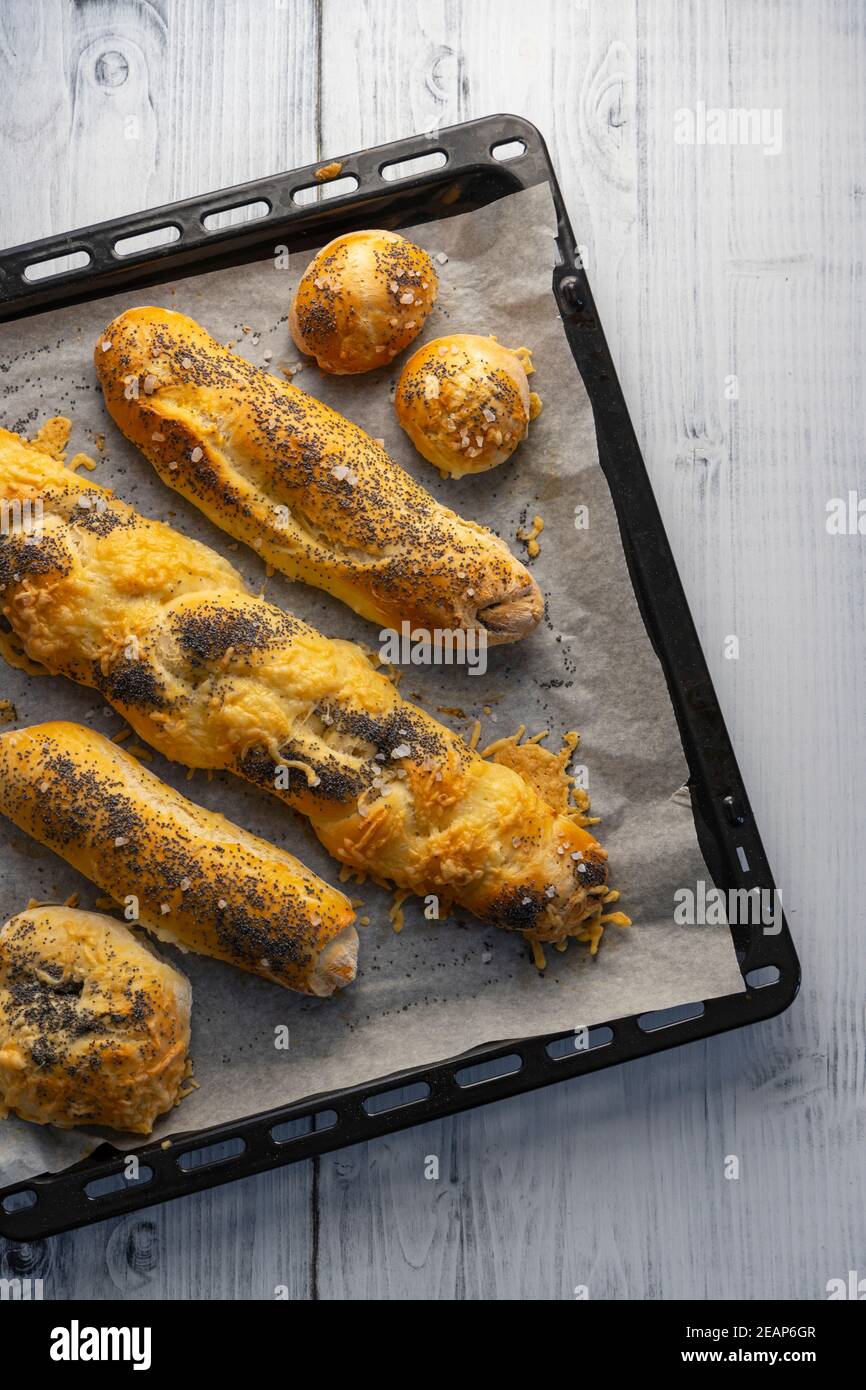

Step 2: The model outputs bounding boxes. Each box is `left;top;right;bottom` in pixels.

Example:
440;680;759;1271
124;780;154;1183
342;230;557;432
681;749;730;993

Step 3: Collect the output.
94;307;542;643
0;721;358;997
0;428;611;953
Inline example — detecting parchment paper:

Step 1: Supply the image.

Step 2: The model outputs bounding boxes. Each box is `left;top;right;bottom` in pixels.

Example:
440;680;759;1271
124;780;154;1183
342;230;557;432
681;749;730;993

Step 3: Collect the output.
0;184;744;1186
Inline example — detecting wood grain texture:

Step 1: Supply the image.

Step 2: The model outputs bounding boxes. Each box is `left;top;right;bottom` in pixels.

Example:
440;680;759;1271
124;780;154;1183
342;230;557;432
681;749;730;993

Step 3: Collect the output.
1;0;864;1300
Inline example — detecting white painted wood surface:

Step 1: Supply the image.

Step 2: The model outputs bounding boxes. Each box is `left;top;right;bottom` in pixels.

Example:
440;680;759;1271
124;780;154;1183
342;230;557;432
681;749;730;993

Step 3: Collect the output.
0;0;863;1300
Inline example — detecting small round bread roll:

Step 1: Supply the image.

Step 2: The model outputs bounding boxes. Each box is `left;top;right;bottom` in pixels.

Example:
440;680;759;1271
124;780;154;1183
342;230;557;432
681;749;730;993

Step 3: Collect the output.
395;334;542;478
289;230;438;374
0;906;191;1134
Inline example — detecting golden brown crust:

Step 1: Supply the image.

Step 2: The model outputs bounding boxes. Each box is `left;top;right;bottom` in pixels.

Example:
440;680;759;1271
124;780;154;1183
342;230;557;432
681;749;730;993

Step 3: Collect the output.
395;335;538;478
93;307;542;644
289;229;437;373
0;905;191;1134
0;721;358;997
0;429;610;951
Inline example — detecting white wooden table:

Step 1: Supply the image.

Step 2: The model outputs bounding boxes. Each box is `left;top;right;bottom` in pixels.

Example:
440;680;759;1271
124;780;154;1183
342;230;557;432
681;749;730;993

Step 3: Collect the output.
0;0;863;1300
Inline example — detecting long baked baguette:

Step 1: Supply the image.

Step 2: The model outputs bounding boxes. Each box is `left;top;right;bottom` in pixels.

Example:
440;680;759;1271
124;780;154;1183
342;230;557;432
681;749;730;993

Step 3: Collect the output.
0;427;616;955
93;307;543;644
0;722;358;997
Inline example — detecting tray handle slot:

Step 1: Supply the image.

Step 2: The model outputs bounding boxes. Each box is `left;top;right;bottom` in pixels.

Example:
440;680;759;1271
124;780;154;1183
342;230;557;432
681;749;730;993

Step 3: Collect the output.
84;1165;155;1201
363;1081;430;1117
23;249;91;283
745;965;781;989
293;174;360;205
1;1186;37;1214
545;1025;615;1061
453;1052;523;1088
271;1108;338;1143
202;199;272;233
491;138;527;161
380;149;448;182
637;1001;706;1033
113;225;181;257
176;1135;246;1173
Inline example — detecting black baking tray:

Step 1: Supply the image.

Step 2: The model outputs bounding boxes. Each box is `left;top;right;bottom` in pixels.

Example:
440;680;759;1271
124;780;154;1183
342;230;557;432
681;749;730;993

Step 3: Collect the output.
0;115;799;1240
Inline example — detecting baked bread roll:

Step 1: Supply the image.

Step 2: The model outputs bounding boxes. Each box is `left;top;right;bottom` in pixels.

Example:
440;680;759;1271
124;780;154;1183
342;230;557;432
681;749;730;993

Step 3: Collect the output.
0;721;358;997
395;335;542;478
93;307;542;645
0;428;616;956
289;230;437;373
0;905;190;1133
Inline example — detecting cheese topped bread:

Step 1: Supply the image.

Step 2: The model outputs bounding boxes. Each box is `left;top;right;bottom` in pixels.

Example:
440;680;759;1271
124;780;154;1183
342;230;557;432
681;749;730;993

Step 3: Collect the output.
0;905;191;1134
0;426;618;957
93;307;543;644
